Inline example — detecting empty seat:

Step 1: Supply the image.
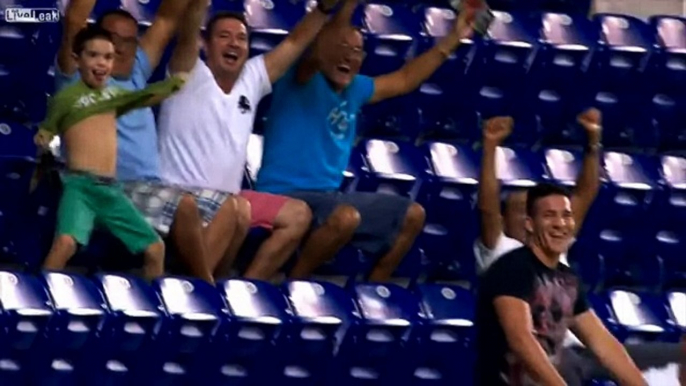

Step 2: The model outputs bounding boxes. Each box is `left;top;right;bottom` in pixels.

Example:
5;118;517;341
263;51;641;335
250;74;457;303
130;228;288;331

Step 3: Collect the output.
152;276;228;384
334;283;421;385
413;284;475;384
362;3;418;76
417;7;476;141
58;0;123;20
649;16;686;96
217;279;290;384
356;139;427;198
422;141;480;281
281;280;358;383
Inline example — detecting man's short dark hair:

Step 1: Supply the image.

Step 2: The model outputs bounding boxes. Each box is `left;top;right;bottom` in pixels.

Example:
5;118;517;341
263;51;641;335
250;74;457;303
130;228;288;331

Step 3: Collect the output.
73;25;113;55
525;183;571;216
95;9;138;28
204;11;249;40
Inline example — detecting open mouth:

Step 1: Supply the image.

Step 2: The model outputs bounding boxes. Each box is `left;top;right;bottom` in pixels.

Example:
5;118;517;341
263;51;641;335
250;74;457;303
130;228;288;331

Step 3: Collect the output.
92;69;108;81
222;51;239;64
336;63;351;74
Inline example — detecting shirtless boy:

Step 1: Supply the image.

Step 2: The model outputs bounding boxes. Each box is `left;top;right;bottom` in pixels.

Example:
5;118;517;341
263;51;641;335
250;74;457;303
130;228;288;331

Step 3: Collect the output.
34;26;187;280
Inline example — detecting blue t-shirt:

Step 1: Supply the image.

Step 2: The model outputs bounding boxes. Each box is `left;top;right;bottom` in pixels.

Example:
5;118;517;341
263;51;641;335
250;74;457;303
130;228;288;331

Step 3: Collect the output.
54;48;159;181
256;68;375;194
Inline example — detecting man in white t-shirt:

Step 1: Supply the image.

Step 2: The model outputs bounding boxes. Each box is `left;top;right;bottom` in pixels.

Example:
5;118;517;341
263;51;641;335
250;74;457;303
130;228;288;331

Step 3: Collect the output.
156;0;343;280
475;110;602;273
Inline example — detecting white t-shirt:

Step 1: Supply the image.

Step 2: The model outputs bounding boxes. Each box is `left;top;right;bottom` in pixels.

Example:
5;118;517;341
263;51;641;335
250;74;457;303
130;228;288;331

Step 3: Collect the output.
474;233;580;347
157;56;272;193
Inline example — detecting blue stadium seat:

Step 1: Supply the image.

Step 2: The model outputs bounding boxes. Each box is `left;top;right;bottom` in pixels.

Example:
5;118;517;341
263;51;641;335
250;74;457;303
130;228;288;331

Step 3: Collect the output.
40;272;108;384
416;6;477;142
282;280;358;384
532;13;595;144
469;11;537;119
362;3;419;76
152;276;228;384
245;0;307;56
0;271;53;385
93;273;166;384
649;16;686;96
210;0;245;13
586;14;655;148
421;141;480;281
654;155;686;287
356;139;428;198
589;152;663;288
592;290;680;343
217;279;290;384
121;0;161;26
58;0;123;21
334;283;420;385
413;284;475;385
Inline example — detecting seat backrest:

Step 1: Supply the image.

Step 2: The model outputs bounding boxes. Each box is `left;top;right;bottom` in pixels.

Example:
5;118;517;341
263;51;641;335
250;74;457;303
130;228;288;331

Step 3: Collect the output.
427;142;480;184
285;280;357;325
0;271;53;315
43;272;106;315
544;148;584;186
364;3;419;39
661;155;686;190
154;277;226;319
220;279;290;323
608;290;667;333
422;7;458;39
352;283;419;326
362;139;426;181
595;14;652;52
651;16;686;52
416;284;474;326
604;151;659;190
96;274;163;317
121;0;161;25
245;0;307;32
540;12;594;49
486;11;536;47
494;146;547;187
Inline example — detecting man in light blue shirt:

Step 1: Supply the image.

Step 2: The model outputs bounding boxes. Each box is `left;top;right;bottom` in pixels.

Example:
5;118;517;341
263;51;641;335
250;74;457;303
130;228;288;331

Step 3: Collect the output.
52;0;235;282
256;0;477;281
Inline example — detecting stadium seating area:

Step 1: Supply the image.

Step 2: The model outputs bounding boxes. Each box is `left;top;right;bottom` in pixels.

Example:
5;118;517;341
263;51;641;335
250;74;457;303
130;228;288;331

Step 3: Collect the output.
0;0;686;384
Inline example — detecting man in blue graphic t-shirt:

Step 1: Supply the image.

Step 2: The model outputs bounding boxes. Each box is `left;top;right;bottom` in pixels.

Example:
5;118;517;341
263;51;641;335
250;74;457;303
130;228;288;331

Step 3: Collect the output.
52;0;235;283
256;0;478;281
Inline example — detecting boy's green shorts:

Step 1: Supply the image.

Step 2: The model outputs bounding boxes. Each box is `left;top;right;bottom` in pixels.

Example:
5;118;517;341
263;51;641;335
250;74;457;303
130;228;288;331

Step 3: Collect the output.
56;171;161;254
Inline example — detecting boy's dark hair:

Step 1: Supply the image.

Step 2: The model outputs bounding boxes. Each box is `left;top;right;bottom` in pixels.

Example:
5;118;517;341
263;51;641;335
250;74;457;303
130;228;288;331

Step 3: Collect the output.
203;11;249;40
525;183;571;216
95;9;138;28
72;26;113;55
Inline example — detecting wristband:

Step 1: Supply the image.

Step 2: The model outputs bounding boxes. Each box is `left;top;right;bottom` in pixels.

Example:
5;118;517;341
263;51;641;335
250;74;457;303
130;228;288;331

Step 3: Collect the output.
585;142;602;153
316;0;336;14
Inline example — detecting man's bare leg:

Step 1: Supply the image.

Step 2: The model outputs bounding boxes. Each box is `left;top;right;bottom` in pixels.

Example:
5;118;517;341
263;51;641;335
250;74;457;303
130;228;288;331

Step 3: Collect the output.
168;195;214;282
213;196;251;278
289;204;360;279
243;200;311;281
43;235;78;270
202;196;238;277
368;203;425;282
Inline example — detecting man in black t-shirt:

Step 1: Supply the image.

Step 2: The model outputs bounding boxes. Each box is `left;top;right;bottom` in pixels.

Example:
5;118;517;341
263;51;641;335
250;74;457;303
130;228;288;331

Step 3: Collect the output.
475;183;647;386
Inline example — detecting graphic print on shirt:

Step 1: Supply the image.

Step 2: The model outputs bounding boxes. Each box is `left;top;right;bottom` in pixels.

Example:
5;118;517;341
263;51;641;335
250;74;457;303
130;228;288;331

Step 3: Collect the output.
504;272;580;386
327;100;352;140
238;95;251;114
74;86;123;108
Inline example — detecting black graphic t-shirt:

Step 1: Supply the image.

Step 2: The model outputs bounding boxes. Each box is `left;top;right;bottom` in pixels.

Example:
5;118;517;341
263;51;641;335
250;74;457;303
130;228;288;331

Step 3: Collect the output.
474;246;589;386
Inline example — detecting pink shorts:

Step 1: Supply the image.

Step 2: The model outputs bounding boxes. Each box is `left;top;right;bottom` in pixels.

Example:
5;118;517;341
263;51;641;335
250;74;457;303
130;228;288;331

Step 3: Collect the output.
239;190;290;229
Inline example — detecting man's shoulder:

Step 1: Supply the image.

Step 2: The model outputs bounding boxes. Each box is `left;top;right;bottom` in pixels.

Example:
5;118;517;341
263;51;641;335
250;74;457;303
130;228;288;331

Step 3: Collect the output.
484;246;535;276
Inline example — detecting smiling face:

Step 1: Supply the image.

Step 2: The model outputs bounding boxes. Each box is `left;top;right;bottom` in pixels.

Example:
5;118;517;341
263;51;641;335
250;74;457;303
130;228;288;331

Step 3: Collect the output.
205;16;249;78
318;26;365;91
74;37;115;89
525;194;575;258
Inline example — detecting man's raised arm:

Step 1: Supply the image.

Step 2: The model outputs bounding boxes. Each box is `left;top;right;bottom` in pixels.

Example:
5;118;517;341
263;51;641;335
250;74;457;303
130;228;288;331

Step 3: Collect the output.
263;0;341;84
168;0;209;73
368;5;476;104
139;0;196;70
57;0;96;76
478;117;513;254
570;108;602;233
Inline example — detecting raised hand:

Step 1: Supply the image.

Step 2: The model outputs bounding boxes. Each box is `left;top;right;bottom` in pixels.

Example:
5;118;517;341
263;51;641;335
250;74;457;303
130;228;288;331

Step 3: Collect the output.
454;3;477;40
483;116;514;144
577;108;602;144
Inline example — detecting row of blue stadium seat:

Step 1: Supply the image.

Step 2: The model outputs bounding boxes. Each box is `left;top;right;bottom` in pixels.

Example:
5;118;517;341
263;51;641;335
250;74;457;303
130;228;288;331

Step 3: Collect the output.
2;1;686;149
0;270;683;385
